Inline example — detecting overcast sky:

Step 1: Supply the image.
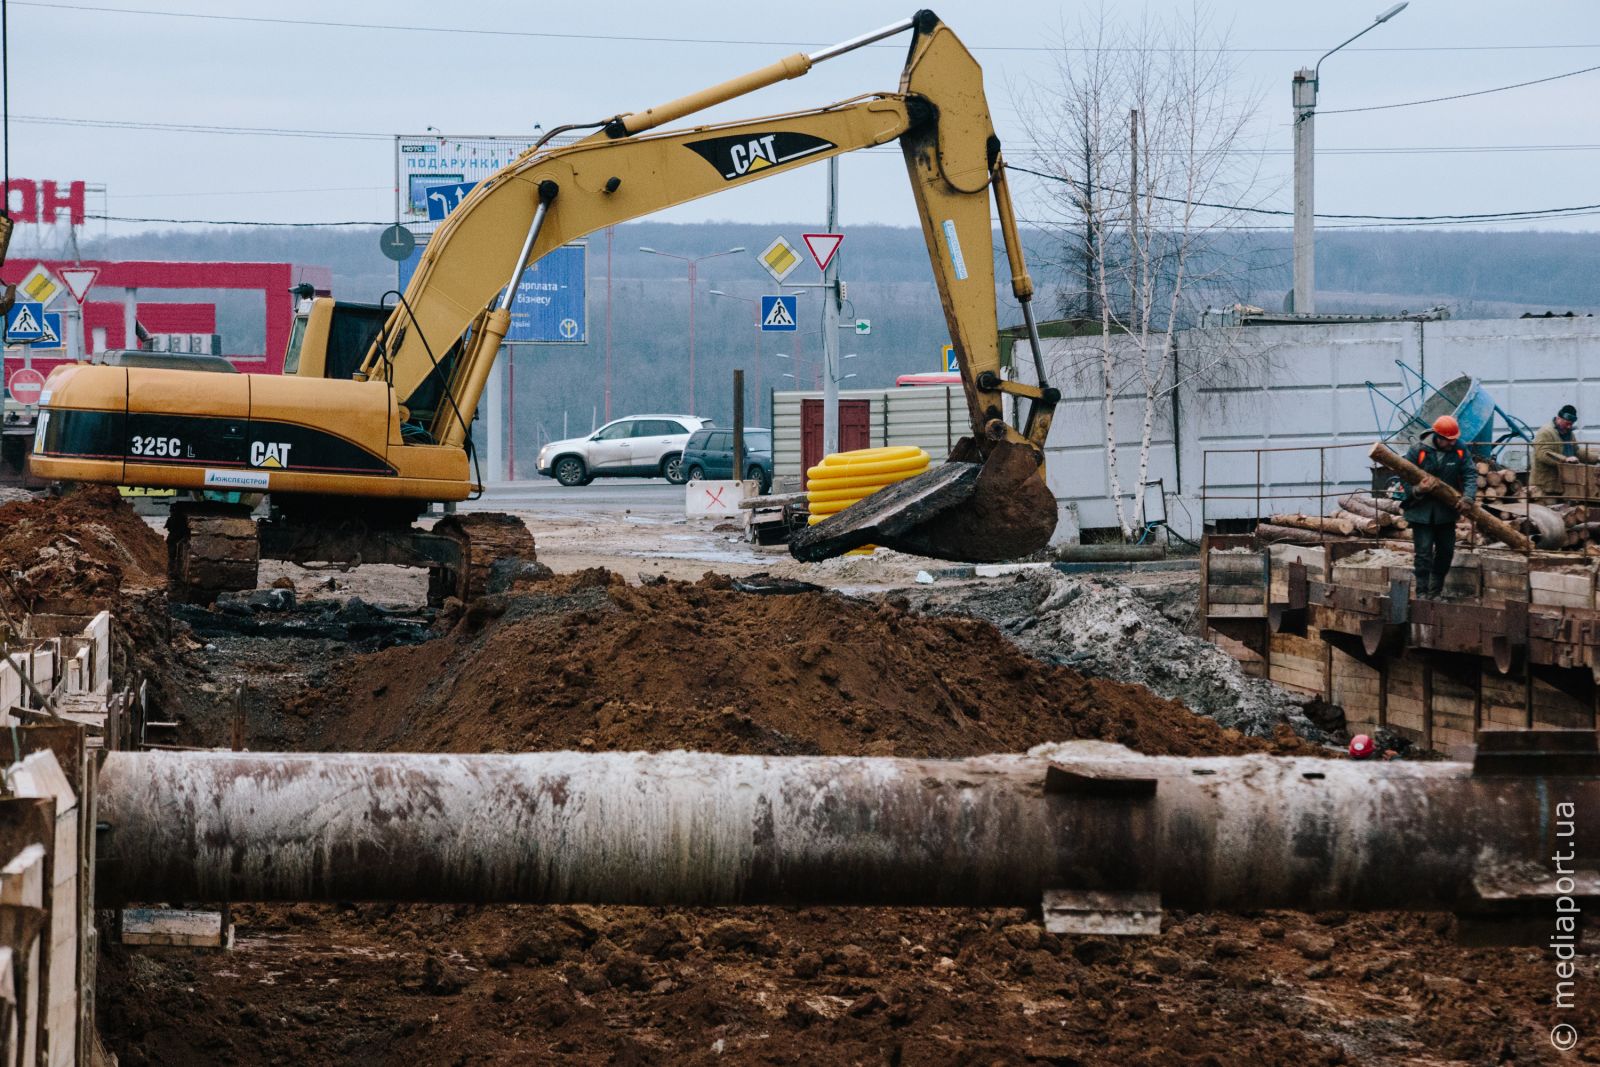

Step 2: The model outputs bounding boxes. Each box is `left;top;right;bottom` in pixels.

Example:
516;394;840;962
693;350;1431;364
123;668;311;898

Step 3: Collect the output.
6;0;1600;241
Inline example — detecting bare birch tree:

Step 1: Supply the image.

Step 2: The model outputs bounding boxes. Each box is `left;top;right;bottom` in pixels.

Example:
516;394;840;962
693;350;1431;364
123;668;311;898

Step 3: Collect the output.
1017;3;1271;537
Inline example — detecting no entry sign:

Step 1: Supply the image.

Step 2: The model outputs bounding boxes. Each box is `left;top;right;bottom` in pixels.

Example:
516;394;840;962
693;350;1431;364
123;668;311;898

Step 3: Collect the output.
7;368;46;405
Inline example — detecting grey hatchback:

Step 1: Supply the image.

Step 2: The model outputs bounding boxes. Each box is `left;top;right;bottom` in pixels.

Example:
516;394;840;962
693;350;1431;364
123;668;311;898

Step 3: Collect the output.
682;427;772;494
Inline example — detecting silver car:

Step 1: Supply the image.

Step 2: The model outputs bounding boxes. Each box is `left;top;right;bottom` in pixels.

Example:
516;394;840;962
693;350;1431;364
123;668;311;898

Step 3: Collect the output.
536;414;710;486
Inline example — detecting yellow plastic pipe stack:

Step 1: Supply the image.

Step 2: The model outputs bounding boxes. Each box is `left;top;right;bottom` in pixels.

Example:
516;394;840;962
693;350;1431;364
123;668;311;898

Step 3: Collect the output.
805;446;931;553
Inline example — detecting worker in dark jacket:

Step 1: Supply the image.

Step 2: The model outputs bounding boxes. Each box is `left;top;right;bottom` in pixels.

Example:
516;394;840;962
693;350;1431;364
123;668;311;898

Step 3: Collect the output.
1398;415;1477;597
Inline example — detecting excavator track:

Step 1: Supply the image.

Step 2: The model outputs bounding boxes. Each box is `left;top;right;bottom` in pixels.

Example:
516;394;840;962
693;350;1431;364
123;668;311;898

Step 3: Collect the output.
428;512;541;605
167;503;260;605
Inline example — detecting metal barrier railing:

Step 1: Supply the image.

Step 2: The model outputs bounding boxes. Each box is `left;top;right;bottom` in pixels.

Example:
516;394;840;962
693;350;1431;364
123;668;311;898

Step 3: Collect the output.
1199;437;1600;555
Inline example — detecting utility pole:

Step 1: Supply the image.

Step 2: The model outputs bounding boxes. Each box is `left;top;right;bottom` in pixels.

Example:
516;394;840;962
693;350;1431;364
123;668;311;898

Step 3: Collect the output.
732;369;745;485
687;260;697;415
1293;4;1409;316
604;225;613;422
1291;68;1316;315
822;156;841;456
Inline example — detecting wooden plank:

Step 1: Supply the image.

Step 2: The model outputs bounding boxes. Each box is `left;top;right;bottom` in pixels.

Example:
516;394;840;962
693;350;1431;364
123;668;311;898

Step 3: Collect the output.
1485;705;1529;727
1206;605;1266;618
1206;555;1266;577
1205;586;1265;606
1205;570;1267;588
1268;544;1327;573
1529;570;1592;591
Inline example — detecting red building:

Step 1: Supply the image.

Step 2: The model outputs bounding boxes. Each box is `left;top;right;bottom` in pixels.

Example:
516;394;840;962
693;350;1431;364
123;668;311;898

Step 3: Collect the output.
3;260;332;388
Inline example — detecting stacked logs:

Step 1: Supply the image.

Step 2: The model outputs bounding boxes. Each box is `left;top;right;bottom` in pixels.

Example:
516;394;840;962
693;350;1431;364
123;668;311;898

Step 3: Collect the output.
1256;456;1527;550
1257;494;1420;546
1549;503;1600;551
1475;460;1529;504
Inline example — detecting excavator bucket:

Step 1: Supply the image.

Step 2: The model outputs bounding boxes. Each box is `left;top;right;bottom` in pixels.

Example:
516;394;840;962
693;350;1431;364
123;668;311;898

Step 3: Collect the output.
789;438;1057;563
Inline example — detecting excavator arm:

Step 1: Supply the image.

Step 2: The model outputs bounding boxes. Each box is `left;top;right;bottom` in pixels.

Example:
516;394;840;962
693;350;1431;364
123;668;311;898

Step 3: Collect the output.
366;10;1059;561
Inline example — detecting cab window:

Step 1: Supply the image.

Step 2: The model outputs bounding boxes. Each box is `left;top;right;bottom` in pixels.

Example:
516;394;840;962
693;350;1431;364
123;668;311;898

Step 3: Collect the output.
594;422;633;441
283;315;309;374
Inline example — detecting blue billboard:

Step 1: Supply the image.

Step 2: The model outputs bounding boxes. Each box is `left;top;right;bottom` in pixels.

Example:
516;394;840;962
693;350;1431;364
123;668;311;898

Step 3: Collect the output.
398;241;587;344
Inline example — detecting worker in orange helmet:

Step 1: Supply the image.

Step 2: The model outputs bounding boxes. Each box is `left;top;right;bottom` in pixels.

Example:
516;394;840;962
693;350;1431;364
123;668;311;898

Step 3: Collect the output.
1394;414;1476;598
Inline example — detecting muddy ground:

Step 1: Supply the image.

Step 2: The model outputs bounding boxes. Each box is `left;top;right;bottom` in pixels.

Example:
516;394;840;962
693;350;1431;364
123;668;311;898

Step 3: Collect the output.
1;491;1588;1064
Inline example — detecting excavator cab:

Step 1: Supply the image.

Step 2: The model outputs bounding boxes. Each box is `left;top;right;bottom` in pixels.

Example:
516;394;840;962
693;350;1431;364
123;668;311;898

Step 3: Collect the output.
284;296;390;383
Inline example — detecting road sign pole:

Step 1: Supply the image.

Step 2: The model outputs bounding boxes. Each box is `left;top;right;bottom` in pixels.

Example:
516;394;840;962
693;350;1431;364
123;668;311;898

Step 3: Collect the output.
123;288;138;352
822;157;841;456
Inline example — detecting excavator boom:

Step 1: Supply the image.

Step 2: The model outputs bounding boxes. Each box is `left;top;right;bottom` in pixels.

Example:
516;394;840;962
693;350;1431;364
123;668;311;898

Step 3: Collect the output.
362;10;1058;560
29;11;1059;569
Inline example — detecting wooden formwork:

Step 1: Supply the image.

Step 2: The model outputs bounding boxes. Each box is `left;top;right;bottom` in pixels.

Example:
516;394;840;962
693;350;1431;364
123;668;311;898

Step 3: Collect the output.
1201;535;1600;754
0;611;119;1066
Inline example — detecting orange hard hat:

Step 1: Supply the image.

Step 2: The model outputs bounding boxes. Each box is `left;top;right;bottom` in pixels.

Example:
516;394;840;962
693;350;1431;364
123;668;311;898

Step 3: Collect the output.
1432;415;1460;439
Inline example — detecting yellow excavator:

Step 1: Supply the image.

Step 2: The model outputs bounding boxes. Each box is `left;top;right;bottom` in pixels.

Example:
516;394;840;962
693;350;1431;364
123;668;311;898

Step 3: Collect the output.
25;11;1059;603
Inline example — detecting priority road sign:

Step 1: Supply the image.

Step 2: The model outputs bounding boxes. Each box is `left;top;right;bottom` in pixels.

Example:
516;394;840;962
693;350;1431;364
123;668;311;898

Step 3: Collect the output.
4;302;45;344
18;266;62;308
757;236;802;284
802;232;843;272
760;295;798;332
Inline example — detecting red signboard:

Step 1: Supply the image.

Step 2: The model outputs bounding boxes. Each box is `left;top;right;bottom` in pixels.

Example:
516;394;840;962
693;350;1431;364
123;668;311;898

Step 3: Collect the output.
2;180;87;226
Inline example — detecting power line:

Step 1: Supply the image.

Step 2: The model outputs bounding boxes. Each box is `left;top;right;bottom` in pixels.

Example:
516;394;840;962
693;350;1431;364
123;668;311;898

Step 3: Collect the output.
109;185;390;200
1006;163;1600;223
86;214;391;227
23;112;1600;160
1320;62;1600;115
17;113;393;141
15;1;1600;54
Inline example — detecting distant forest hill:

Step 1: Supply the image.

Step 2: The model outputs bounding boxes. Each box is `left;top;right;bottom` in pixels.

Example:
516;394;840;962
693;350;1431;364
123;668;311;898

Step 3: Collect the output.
77;224;1600;462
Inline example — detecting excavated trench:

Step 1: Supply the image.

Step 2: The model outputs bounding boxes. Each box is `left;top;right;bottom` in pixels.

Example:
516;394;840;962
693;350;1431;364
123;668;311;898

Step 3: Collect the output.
0;489;1589;1065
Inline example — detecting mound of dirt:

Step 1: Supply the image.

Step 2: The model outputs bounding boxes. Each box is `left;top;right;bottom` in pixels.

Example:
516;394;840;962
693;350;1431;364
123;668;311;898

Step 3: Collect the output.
306;568;1316;759
0;486;166;609
100;567;1593;1067
913;571;1331;742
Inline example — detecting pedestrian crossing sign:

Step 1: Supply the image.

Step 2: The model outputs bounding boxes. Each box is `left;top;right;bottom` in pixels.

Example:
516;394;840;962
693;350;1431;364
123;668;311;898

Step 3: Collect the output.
760;295;798;332
4;301;45;344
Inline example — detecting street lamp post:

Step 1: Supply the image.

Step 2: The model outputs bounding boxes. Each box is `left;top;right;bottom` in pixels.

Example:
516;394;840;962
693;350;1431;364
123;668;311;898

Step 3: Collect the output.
1292;2;1408;315
640;246;745;416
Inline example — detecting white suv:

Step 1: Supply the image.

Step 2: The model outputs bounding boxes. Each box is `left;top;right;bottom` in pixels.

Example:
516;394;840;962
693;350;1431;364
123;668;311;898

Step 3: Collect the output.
536;414;710;486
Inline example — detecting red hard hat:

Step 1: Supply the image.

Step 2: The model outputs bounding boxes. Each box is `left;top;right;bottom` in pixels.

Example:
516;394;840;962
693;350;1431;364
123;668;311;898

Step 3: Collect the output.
1432;415;1460;439
1348;734;1377;759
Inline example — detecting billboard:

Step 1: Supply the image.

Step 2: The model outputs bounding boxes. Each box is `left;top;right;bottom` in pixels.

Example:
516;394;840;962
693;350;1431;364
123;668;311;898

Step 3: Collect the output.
399;241;587;345
395;134;541;234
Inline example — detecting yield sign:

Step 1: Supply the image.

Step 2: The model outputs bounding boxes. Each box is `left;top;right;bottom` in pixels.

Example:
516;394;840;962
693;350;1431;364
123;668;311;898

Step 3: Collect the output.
802;232;843;272
58;267;99;304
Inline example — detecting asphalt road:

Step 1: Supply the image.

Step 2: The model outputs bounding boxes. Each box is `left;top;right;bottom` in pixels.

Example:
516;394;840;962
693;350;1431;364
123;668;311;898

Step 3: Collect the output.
467;477;685;516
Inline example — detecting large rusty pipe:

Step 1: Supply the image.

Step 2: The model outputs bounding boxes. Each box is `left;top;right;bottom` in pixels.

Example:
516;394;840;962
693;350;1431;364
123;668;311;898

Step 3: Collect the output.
95;745;1599;910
